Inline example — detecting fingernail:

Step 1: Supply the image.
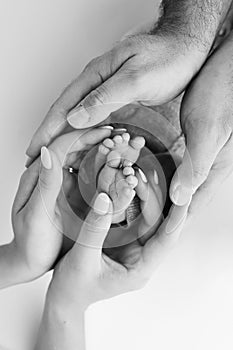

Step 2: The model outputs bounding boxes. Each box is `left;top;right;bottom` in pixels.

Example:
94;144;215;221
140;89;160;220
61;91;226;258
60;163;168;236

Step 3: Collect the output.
99;125;114;130
172;185;192;206
153;170;159;185
114;128;127;132
25;156;33;168
138;168;147;183
67;106;90;128
93;193;110;215
41;146;52;170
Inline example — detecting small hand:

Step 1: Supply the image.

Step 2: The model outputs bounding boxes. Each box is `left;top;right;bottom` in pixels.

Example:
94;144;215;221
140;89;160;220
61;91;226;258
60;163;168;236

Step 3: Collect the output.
10;128;111;283
48;191;189;311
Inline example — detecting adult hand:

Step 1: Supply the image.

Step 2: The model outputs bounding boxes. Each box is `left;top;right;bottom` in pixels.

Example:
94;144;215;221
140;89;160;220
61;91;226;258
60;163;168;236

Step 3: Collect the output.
9;127;111;285
47;193;189;312
170;32;233;215
26;29;210;164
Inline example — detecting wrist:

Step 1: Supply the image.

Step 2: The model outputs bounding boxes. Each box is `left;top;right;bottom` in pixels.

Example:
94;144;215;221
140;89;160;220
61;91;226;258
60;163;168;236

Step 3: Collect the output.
35;291;86;350
0;241;32;289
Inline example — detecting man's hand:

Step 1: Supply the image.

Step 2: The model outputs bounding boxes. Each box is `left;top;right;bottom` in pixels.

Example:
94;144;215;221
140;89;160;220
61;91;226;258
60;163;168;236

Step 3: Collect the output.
25;33;210;165
170;31;233;215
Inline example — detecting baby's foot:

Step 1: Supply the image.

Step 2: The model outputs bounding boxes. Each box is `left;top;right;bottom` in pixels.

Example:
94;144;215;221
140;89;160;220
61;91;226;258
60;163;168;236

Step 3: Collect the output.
96;132;145;223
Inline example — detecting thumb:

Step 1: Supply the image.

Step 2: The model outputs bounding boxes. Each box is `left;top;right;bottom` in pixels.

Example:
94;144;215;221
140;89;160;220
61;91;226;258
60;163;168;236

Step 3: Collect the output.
72;193;112;265
67;72;136;129
170;122;224;206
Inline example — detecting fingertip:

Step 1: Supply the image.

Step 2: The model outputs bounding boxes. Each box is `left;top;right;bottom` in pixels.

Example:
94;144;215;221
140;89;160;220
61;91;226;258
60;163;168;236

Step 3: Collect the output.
93;193;111;215
170;184;192;206
41;147;52;170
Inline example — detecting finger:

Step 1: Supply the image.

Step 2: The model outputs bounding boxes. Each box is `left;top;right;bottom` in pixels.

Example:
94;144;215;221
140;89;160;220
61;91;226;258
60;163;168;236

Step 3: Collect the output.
29;147;63;219
135;169;163;244
143;202;189;270
12;158;40;214
71;193;112;266
170;114;231;206
48;127;112;167
67;70;137;129
188;135;233;218
26;43;133;161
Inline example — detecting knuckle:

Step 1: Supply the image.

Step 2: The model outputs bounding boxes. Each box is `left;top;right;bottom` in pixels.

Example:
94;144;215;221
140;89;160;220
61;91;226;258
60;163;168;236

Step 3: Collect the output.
84;85;109;108
192;167;209;184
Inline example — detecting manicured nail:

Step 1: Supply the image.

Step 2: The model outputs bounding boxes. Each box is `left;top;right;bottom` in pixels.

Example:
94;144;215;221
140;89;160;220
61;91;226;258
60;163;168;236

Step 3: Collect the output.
99;125;114;130
25;156;33;168
171;184;192;206
138;168;147;183
93;193;110;215
41;146;52;170
67;105;90;128
153;170;159;185
114;128;127;132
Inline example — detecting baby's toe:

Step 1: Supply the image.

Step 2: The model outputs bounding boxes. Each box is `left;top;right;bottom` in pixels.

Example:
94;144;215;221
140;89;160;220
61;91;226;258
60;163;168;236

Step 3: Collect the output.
98;144;110;156
130;136;145;150
126;174;138;188
123;160;133;167
103;138;114;148
123;166;135;176
107;150;121;168
113;135;123;144
122;132;130;143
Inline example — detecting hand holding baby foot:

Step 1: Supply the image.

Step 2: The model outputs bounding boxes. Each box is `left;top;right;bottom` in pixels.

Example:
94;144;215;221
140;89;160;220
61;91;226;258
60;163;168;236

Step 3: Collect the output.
1;128;112;288
96;132;145;223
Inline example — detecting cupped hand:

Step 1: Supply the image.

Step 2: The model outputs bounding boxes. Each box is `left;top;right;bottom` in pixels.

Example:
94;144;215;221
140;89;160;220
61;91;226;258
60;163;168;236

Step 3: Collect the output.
11;127;111;283
170;32;233;215
26;29;209;164
48;190;189;311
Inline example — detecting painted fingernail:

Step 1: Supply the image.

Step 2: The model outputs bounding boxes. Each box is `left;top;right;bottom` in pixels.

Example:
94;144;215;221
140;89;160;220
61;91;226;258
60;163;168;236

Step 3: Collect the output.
25;156;33;168
138;168;148;183
154;170;159;185
67;105;90;128
41;146;52;170
171;184;192;206
99;125;114;130
93;193;110;215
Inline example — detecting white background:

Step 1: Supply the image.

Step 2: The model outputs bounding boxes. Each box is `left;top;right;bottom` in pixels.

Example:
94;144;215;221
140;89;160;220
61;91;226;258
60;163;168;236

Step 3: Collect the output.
1;1;233;349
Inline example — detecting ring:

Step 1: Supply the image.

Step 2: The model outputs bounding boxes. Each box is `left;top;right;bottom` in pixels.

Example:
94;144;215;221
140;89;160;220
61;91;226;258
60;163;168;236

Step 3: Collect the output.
68;167;79;174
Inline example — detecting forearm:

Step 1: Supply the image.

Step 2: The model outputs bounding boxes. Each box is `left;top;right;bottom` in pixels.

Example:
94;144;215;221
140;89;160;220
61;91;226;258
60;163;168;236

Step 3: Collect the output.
157;0;232;52
35;292;86;350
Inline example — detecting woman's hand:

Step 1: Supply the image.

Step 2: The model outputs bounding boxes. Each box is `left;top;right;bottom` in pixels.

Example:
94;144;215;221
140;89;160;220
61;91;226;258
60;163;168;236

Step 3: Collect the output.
170;31;233;215
36;192;188;350
2;128;111;287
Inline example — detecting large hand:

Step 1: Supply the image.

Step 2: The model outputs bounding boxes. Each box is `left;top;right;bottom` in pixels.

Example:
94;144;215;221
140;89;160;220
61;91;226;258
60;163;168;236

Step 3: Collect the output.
26;30;209;164
170;32;233;216
10;128;111;284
